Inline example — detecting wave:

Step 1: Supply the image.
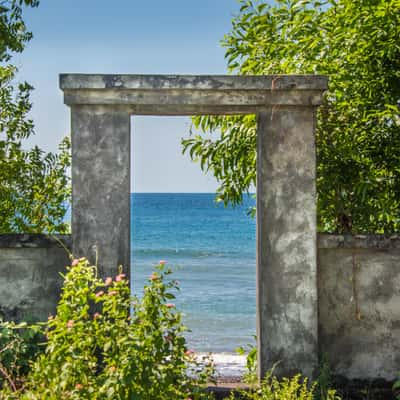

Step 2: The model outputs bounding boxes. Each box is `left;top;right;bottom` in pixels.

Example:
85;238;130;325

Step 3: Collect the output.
196;353;247;377
133;248;231;258
133;247;256;259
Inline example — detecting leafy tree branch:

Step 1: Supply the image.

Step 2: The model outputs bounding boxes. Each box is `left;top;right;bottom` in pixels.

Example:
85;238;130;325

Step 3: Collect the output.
183;0;400;233
0;0;71;233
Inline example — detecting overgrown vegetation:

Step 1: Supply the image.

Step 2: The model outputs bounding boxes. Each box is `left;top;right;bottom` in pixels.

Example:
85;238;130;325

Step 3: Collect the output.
235;343;340;400
183;0;400;234
0;259;215;399
227;372;339;400
0;320;43;391
0;259;215;398
235;336;258;386
0;0;70;233
394;376;400;400
0;257;345;399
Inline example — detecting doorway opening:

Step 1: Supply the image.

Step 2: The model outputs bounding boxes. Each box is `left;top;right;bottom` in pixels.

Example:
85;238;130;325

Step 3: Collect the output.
130;115;256;377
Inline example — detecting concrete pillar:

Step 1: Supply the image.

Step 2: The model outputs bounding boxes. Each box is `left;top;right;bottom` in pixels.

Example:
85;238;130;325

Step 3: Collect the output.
256;107;318;379
71;105;131;279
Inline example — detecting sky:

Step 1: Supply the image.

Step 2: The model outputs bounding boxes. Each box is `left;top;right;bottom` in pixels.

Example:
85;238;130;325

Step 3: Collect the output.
14;0;244;192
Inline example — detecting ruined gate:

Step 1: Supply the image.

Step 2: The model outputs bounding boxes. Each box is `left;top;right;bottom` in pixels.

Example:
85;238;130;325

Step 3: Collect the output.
60;74;327;379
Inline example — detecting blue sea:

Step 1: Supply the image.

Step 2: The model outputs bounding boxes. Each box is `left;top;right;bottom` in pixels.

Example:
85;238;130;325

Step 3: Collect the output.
131;193;256;360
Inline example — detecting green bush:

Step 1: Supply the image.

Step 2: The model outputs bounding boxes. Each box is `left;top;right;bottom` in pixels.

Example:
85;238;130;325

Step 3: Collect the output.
235;336;257;386
0;259;214;399
228;372;339;400
393;375;400;400
0;320;43;391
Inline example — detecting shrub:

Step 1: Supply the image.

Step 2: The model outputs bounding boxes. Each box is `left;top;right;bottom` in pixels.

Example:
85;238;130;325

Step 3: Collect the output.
0;320;43;391
0;258;214;399
393;375;400;400
235;336;257;386
228;372;340;400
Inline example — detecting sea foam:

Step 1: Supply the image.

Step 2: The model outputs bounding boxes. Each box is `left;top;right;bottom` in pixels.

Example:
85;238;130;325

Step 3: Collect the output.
196;353;247;377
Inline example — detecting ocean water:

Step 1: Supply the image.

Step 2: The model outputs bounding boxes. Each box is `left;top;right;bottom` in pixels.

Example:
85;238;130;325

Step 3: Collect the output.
131;193;256;375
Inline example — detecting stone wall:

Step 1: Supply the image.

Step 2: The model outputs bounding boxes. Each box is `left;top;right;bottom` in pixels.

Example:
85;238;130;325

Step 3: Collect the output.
0;234;71;321
318;234;400;381
0;233;399;381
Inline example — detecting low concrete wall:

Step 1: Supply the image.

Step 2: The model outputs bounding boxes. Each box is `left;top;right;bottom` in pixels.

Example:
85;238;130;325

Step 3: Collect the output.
318;234;400;381
0;233;399;381
0;234;71;321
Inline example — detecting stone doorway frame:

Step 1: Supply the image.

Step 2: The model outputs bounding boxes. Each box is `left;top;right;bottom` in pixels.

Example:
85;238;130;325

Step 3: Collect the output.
60;74;327;379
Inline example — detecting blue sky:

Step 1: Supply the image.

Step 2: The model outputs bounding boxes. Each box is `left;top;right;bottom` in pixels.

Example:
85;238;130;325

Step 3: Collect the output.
15;0;244;192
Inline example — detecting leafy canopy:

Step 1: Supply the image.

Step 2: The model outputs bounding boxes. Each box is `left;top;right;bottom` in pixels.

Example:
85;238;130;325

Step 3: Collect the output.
183;0;400;233
0;0;70;233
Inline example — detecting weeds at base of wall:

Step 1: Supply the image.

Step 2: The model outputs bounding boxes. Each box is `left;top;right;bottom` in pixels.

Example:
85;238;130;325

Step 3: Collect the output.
0;257;346;400
235;336;257;387
225;372;339;400
0;320;44;391
315;355;335;400
393;377;400;400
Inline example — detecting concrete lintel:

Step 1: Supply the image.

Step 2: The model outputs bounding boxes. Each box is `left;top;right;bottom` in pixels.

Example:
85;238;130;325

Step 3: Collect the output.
60;74;328;110
60;74;328;91
62;89;325;110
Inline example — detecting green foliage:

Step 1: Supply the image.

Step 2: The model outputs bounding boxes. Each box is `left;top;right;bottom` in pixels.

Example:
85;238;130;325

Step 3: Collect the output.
315;356;335;400
0;0;39;62
0;320;43;391
235;336;257;386
394;375;400;400
0;0;71;233
234;344;339;399
0;259;214;399
184;115;257;208
182;0;400;234
228;372;339;400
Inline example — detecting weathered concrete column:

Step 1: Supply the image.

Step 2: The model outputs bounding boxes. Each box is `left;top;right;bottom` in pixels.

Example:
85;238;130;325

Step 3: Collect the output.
71;105;131;278
257;107;318;379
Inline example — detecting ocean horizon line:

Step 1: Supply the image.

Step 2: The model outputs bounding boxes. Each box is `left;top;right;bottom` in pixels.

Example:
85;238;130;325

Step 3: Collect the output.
131;192;256;195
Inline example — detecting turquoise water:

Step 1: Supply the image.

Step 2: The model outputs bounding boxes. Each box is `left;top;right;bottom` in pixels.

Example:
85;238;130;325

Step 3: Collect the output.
131;193;256;353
